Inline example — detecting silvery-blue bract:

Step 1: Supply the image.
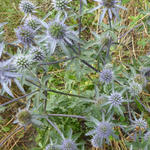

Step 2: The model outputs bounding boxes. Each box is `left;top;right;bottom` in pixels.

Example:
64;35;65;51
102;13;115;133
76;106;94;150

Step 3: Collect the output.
99;68;113;84
40;15;78;55
89;0;127;23
15;25;35;48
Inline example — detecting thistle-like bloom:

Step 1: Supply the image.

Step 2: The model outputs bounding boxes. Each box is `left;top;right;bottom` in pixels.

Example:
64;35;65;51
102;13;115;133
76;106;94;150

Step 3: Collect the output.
129;82;142;96
15;26;35;48
89;0;127;23
29;46;45;61
0;58;24;97
24;16;41;31
144;131;150;141
40;15;78;54
86;115;117;148
60;139;77;150
52;0;72;11
133;74;147;87
99;68;113;84
102;91;125;115
130;114;148;130
14;101;43;127
13;53;32;71
19;0;37;15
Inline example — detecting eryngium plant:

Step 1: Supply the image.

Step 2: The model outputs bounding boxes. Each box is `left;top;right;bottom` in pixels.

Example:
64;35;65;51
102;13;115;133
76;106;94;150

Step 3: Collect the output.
40;15;78;54
86;115;117;148
89;0;127;23
15;25;35;48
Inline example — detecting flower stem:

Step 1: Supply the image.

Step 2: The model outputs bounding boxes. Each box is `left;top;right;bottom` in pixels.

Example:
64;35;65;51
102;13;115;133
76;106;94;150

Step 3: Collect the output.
47;114;86;119
46;118;65;139
0;90;38;107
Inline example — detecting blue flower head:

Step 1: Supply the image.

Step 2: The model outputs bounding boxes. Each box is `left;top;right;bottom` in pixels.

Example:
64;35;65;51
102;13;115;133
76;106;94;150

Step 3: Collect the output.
15;25;35;48
90;0;127;23
99;68;113;84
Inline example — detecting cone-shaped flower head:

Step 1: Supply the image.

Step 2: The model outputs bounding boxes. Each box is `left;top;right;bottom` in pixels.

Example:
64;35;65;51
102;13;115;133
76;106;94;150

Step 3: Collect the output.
109;92;123;106
133;74;146;87
19;0;36;14
129;82;142;96
86;115;117;148
24;16;41;31
131;114;148;130
29;46;45;61
13;53;32;71
99;68;113;84
90;0;127;23
52;0;71;11
15;26;35;47
61;139;77;150
41;15;78;54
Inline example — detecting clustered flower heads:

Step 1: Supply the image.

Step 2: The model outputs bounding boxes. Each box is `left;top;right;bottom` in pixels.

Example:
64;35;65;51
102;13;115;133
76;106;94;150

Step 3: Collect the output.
99;68;113;84
15;25;35;47
90;0;127;23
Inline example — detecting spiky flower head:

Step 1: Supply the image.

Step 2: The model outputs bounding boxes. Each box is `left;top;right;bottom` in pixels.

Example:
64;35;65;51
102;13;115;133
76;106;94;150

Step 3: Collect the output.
14;109;32;126
61;139;77;150
24;16;41;31
48;22;66;40
129;82;142;96
86;115;117;148
102;0;116;8
108;92;123;106
42;15;78;54
29;46;45;61
13;54;32;70
89;0;126;23
131;115;148;130
52;0;71;11
96;122;113;139
144;131;150;141
99;68;113;84
19;0;36;14
15;26;35;47
133;74;146;87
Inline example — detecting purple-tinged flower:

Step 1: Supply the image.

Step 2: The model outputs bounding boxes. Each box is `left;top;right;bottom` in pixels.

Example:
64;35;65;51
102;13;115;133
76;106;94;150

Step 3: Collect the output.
29;46;45;61
108;92;123;106
15;26;35;48
130;114;148;130
40;15;78;54
19;0;37;15
102;91;126;115
99;68;113;84
86;115;117;148
52;0;72;11
60;139;77;150
89;0;127;23
24;16;41;31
